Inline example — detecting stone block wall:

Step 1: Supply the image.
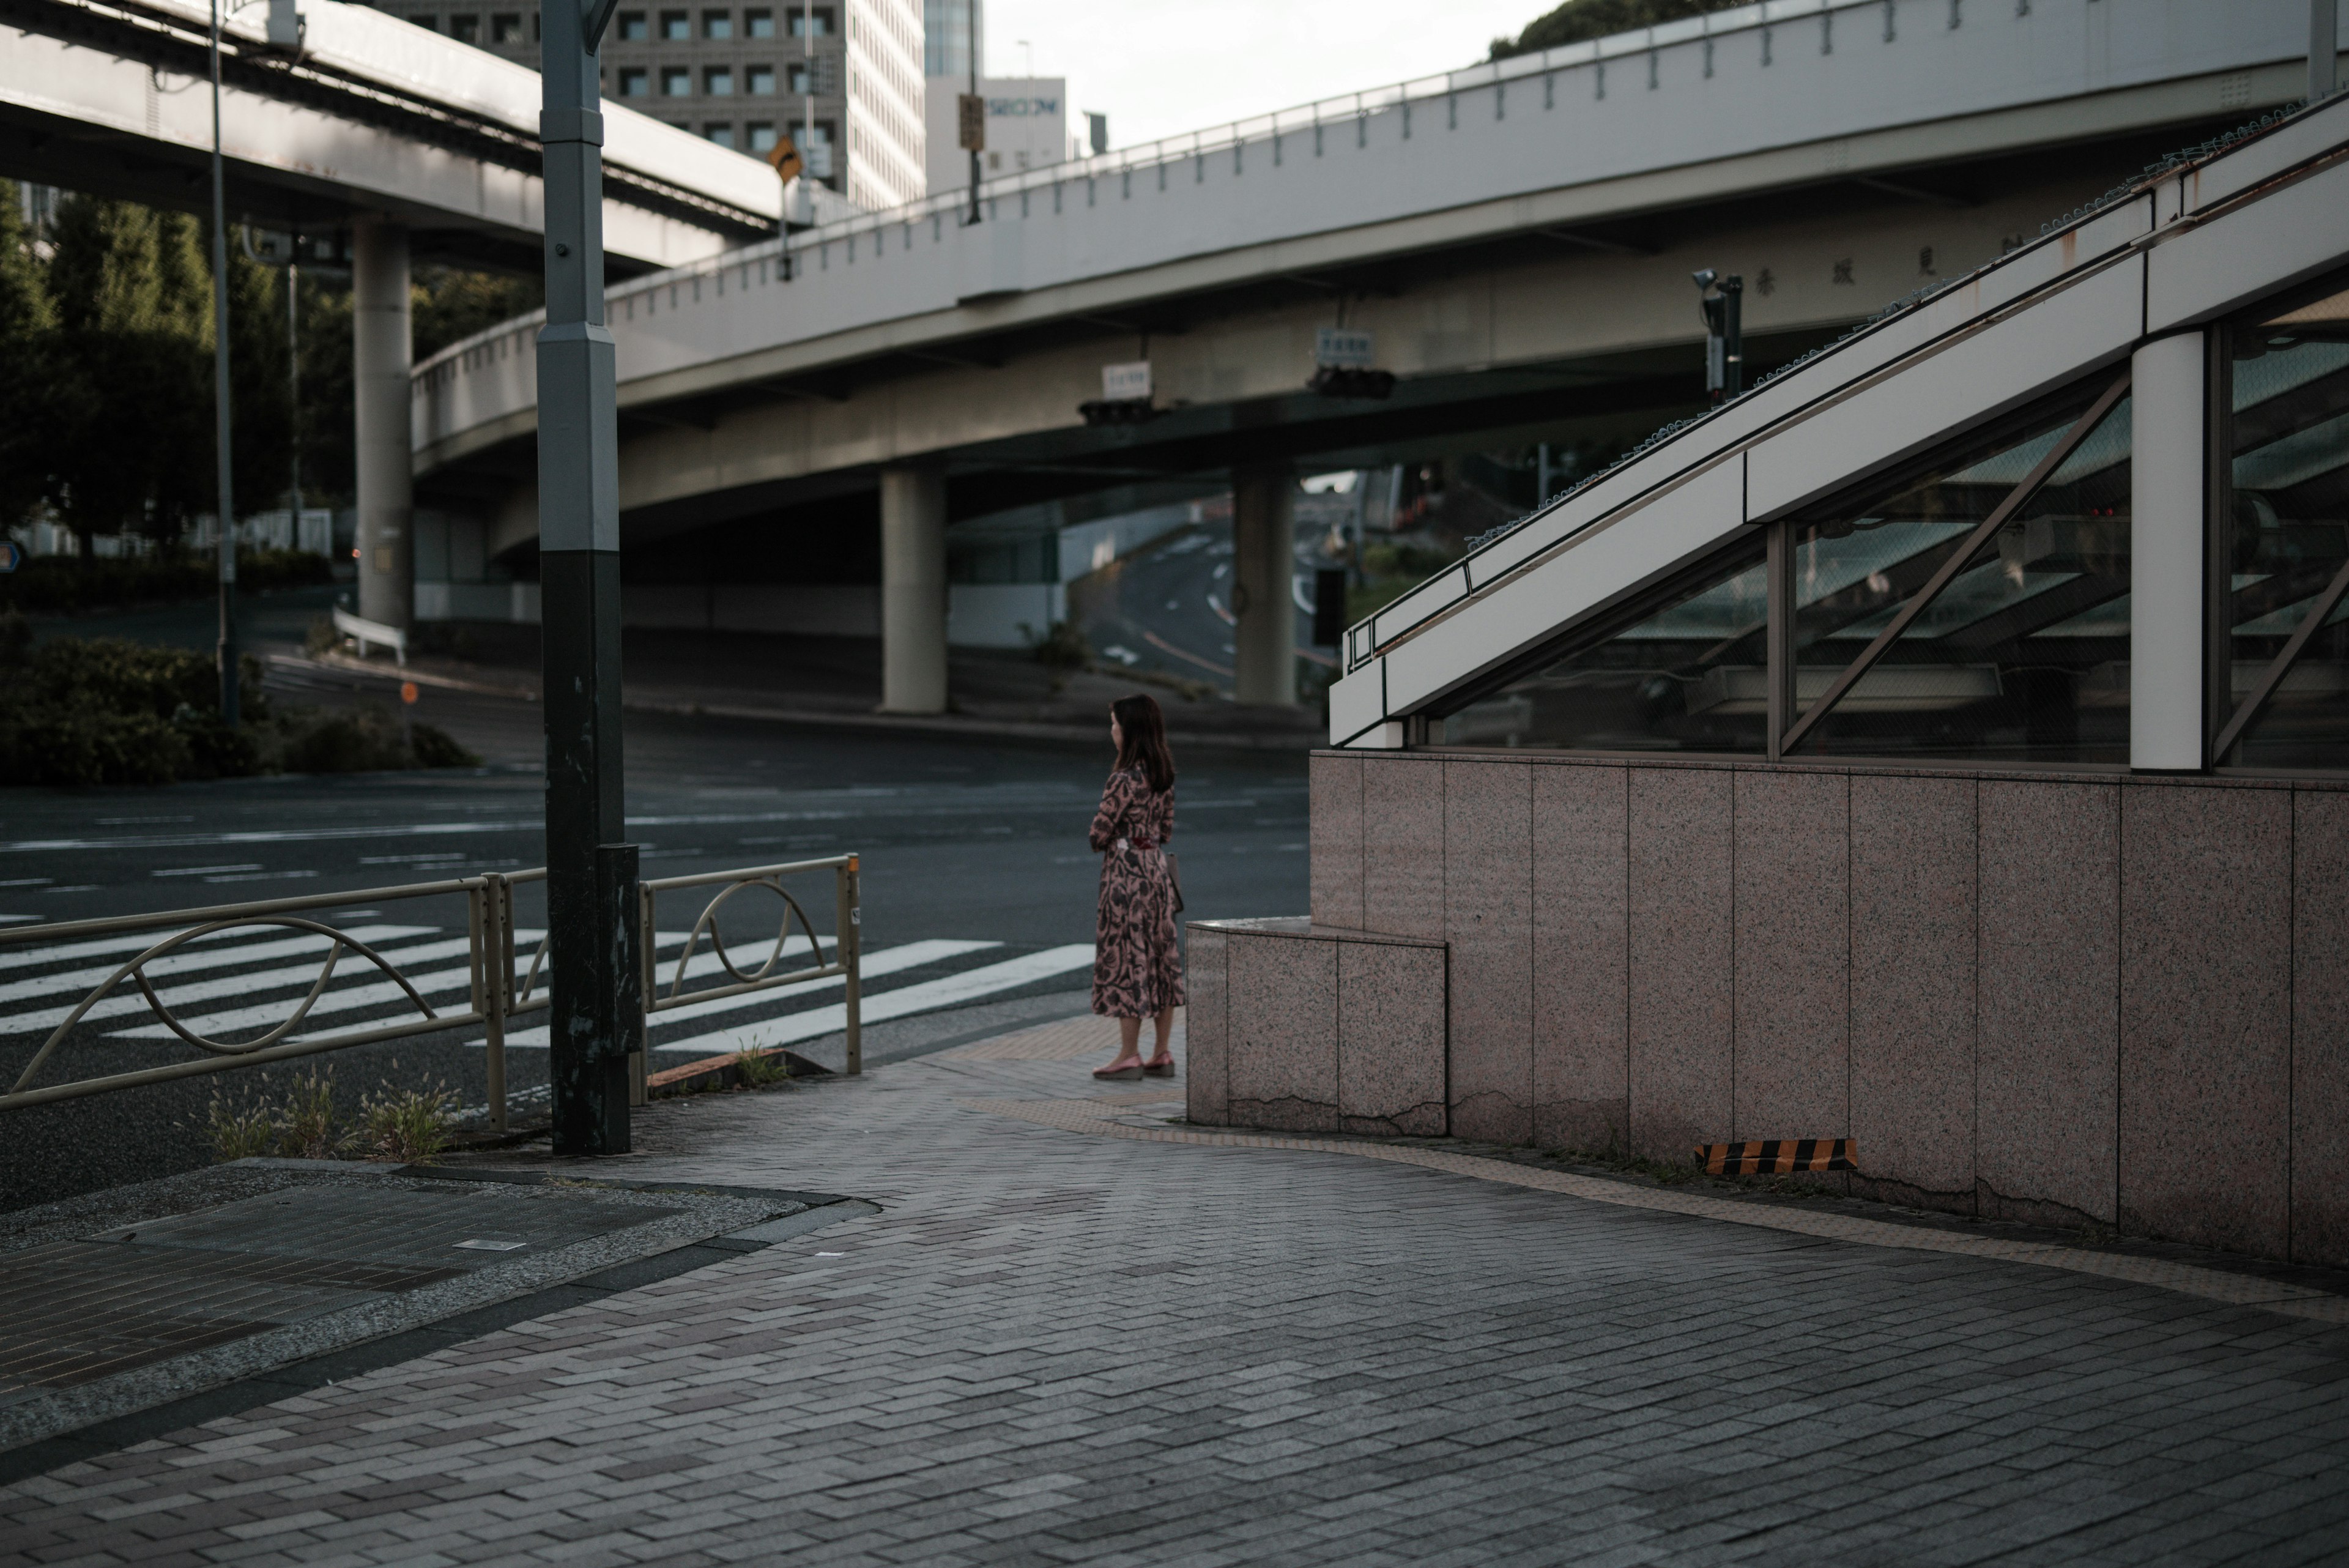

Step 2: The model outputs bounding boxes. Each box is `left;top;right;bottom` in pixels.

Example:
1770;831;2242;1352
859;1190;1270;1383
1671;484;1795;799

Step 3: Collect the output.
1184;919;1446;1137
1299;750;2349;1269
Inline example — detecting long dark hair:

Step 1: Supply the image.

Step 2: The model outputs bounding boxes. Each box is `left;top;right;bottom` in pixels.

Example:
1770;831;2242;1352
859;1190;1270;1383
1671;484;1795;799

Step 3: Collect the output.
1113;694;1176;793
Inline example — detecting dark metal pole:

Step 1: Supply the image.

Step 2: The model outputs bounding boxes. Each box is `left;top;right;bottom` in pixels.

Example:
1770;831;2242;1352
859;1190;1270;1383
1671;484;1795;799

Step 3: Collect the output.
540;0;634;1156
1721;274;1743;401
209;0;239;727
967;0;981;225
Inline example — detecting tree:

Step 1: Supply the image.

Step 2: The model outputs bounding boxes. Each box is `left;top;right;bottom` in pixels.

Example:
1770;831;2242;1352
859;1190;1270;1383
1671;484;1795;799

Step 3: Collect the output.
0;181;58;534
42;196;213;557
1490;0;1746;60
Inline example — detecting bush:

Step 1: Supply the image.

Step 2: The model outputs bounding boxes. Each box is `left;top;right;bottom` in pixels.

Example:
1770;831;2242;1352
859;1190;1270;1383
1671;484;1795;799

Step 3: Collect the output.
199;1068;456;1164
407;720;477;770
265;704;478;775
1033;619;1092;671
0;548;333;617
0;634;476;785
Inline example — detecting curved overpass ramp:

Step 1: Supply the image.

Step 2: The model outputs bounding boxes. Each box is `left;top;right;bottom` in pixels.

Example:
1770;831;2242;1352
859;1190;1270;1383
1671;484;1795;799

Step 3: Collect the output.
419;0;2320;495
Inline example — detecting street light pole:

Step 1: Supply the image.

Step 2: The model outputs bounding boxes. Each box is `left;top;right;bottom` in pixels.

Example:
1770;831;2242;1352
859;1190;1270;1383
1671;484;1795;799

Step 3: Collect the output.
966;0;981;226
540;0;639;1157
208;0;239;726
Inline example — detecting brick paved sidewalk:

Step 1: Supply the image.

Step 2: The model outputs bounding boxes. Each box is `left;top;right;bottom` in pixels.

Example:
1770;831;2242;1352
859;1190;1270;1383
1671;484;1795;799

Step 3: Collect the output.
7;1019;2349;1566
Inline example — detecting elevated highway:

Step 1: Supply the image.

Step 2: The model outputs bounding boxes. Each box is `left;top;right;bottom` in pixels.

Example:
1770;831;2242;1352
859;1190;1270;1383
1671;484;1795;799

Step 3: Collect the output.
1;0;798;631
0;0;781;269
410;0;2338;710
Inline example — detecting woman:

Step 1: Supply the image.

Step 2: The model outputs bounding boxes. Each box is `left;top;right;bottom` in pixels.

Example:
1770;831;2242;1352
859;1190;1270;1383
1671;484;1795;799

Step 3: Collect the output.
1088;694;1183;1080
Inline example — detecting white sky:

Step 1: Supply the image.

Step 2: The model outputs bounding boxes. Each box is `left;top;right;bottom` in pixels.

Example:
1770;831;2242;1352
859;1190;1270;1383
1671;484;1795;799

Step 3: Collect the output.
979;1;1550;150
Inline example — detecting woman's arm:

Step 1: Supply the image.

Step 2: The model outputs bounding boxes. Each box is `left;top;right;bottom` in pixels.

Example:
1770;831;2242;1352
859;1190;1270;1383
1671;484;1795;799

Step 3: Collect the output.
1088;772;1132;852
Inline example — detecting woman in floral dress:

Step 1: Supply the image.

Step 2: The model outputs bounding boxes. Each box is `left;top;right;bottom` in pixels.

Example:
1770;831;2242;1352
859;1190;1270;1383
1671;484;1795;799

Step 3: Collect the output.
1089;694;1184;1080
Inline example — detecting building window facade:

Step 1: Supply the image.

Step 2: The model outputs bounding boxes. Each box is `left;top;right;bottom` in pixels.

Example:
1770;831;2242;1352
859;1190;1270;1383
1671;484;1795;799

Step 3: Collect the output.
1436;535;1772;754
2216;272;2349;772
1430;373;2137;767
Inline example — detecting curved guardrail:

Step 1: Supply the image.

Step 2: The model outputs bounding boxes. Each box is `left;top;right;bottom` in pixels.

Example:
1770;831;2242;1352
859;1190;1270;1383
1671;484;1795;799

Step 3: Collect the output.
0;854;861;1127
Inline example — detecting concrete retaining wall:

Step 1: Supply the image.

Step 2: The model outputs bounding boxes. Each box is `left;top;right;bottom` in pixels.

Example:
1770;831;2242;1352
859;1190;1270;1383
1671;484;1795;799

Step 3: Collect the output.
1193;750;2349;1268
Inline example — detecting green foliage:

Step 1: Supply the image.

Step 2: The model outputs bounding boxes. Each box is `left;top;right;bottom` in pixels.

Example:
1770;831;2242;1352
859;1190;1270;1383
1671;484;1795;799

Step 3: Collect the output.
273;1068;346;1159
412;266;543;360
1032;619;1093;671
355;1082;457;1164
0;185;535;533
1490;0;1746;59
0;548;330;615
202;1069;456;1164
204;1091;278;1162
273;704;475;775
733;1047;793;1088
0;633;475;786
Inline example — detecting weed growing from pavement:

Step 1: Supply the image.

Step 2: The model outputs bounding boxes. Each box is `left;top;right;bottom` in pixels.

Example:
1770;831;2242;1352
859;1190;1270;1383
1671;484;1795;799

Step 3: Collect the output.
733;1049;794;1089
195;1066;455;1164
204;1093;278;1161
355;1084;458;1164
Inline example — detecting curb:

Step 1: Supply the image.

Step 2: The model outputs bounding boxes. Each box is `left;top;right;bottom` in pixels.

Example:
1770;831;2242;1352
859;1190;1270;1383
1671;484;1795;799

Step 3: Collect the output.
273;652;1322;751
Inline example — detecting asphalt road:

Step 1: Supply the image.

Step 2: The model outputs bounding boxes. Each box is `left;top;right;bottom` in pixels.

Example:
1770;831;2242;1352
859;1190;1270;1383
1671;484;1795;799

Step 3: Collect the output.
0;677;1308;1211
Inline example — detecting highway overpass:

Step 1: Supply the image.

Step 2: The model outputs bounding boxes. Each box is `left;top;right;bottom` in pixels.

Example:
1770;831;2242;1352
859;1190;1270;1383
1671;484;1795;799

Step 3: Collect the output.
408;0;2340;711
1;0;801;631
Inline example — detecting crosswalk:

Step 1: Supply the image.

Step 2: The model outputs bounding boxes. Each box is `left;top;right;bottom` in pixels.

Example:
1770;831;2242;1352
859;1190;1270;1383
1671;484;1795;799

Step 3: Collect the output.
0;920;1096;1068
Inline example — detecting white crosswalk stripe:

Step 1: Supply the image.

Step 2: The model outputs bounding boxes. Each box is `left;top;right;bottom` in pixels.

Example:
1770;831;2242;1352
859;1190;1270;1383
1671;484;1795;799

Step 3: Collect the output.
0;926;437;1009
650;945;1097;1058
0;935;483;1037
0;919;1094;1069
482;938;992;1049
103;929;733;1041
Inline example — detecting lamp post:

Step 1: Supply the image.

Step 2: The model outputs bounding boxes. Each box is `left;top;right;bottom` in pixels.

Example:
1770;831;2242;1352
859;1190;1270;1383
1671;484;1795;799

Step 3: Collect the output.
208;0;239;726
539;0;640;1157
1694;269;1743;406
965;0;982;226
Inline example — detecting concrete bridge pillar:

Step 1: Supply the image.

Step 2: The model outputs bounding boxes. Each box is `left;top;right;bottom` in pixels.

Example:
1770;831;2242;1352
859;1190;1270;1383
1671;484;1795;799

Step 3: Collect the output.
1232;464;1297;707
353;216;414;631
880;467;949;714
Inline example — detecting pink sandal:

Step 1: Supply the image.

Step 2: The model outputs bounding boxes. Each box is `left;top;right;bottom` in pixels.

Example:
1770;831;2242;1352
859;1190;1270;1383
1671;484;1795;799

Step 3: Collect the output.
1093;1059;1143;1081
1141;1057;1177;1079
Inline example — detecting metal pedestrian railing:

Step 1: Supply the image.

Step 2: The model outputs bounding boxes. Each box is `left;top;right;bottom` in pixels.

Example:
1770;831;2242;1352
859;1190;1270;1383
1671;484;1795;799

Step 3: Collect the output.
0;854;861;1126
639;854;863;1080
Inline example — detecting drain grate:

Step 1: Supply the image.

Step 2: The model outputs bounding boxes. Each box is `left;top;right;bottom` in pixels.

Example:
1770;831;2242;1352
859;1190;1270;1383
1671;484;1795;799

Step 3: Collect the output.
1;1185;678;1406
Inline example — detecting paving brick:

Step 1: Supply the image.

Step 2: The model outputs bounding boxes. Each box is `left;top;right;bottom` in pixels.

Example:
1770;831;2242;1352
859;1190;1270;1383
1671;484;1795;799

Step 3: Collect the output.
7;1050;2347;1563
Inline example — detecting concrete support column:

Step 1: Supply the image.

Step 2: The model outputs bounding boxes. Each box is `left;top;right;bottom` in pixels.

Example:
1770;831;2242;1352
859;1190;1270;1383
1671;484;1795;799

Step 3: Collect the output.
2131;330;2207;771
352;216;414;630
1232;463;1297;707
880;467;948;714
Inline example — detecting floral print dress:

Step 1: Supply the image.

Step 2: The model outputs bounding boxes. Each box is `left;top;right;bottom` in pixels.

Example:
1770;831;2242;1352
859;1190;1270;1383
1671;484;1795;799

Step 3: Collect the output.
1088;765;1184;1018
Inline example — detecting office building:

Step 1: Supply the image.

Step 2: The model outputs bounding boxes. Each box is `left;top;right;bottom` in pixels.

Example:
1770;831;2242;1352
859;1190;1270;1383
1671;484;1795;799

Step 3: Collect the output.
921;0;978;80
362;0;926;209
922;76;1074;195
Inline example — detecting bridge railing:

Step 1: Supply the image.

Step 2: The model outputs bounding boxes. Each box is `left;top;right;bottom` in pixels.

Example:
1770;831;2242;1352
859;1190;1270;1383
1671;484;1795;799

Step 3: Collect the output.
412;0;1917;387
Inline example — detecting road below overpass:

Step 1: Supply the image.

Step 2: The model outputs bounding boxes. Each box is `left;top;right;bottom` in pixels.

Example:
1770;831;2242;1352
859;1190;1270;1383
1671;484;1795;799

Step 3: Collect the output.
0;652;1308;1212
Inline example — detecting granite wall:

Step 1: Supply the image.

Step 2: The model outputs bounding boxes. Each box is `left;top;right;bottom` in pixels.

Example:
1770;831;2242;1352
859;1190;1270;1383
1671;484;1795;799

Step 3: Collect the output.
1299;750;2349;1268
1184;918;1446;1137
